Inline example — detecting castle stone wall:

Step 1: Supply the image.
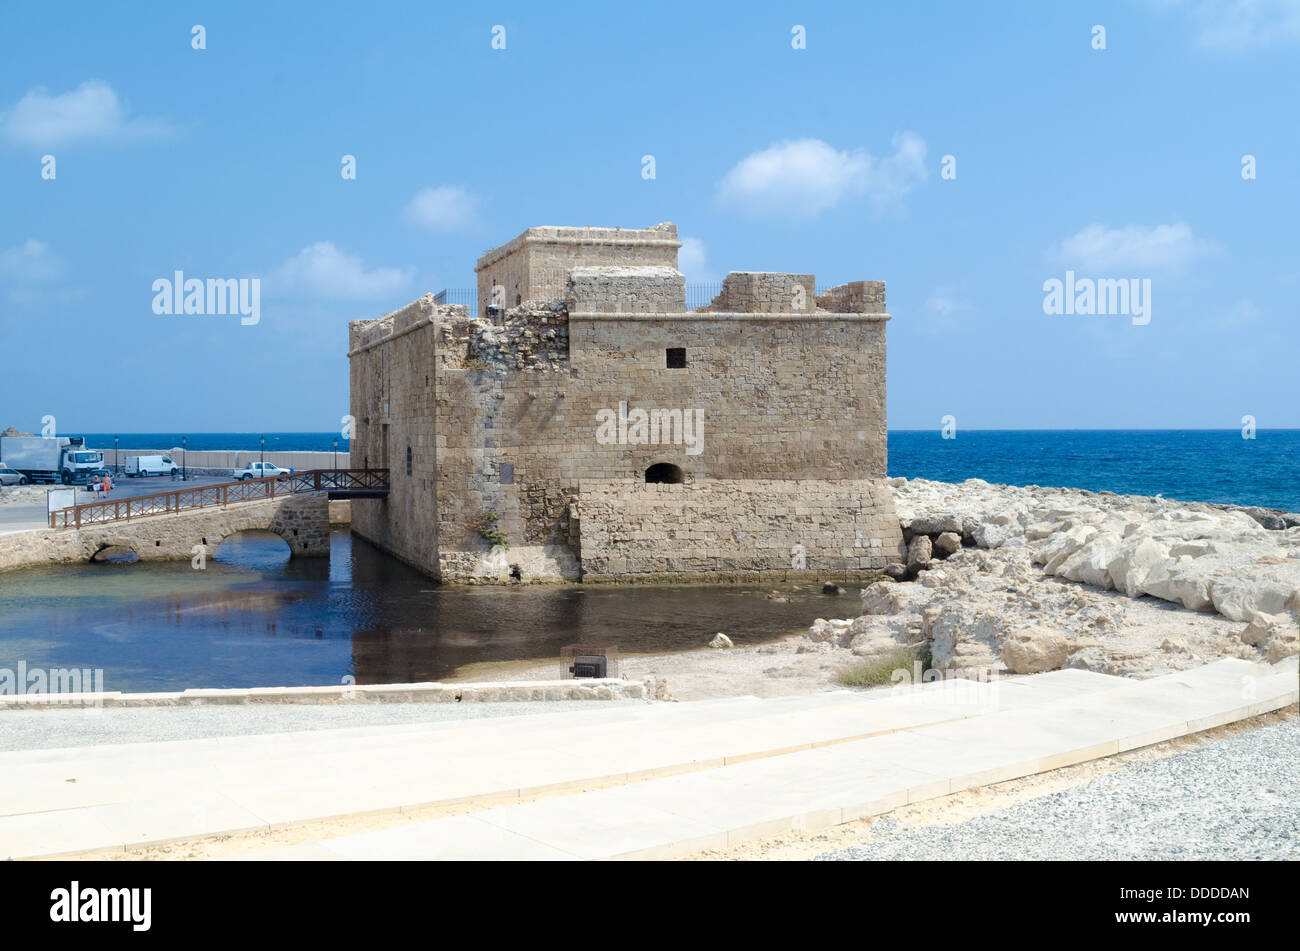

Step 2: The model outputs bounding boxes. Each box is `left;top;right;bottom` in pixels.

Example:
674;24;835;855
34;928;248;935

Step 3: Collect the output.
573;479;906;580
347;297;443;575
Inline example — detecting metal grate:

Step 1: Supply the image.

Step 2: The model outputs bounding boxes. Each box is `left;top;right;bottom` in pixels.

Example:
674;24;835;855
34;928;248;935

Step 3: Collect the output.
561;644;619;680
684;283;722;311
433;288;479;313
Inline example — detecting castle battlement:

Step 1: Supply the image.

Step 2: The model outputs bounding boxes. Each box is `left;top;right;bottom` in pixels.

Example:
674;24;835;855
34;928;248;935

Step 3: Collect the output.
476;222;681;314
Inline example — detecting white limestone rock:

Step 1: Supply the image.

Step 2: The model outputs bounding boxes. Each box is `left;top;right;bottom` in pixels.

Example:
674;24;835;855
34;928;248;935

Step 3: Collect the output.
1000;626;1071;674
1209;574;1299;622
1024;520;1064;541
806;618;851;646
1139;558;1214;612
906;514;963;535
1239;611;1290;647
906;534;933;571
1105;536;1170;597
1058;533;1123;589
925;603;1004;671
847;615;916;657
1264;628;1298;663
885;477;1300;670
859;581;926;616
970;518;1025;550
1038;524;1099;573
933;531;962;556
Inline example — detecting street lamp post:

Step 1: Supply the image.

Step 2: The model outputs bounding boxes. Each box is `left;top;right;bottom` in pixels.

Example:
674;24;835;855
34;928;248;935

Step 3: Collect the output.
113;436;119;475
333;438;338;472
260;435;265;477
182;436;187;482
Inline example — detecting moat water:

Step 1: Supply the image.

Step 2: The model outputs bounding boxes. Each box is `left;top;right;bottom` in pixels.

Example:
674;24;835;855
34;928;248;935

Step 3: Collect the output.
0;530;834;693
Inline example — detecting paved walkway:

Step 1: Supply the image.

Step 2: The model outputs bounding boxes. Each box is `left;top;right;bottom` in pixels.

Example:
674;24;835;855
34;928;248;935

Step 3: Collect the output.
0;658;1294;860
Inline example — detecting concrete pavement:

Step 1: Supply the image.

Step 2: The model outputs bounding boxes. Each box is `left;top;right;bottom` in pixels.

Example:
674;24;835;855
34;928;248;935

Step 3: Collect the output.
0;658;1295;860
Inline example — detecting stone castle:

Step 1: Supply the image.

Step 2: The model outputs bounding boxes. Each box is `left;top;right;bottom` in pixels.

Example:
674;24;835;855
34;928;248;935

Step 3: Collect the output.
347;222;905;582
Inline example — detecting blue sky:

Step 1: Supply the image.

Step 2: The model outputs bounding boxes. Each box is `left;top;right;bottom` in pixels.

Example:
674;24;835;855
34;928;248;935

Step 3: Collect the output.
1;0;1296;433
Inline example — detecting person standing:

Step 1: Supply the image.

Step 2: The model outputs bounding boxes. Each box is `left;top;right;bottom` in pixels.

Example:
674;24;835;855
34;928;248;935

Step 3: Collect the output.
102;472;112;498
91;474;102;500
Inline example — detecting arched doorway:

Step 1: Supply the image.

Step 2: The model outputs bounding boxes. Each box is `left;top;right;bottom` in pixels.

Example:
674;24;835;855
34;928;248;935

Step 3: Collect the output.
645;463;685;484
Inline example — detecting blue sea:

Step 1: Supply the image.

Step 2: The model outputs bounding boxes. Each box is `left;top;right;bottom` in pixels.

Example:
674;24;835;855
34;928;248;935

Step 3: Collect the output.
80;433;348;454
78;430;1299;512
889;430;1299;512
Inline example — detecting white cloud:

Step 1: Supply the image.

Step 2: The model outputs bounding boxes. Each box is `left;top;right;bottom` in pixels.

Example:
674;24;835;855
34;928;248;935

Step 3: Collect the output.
1149;0;1300;50
405;186;480;232
0;239;62;281
1051;223;1215;274
925;286;969;318
716;134;927;219
677;237;711;280
1;80;175;146
272;243;414;300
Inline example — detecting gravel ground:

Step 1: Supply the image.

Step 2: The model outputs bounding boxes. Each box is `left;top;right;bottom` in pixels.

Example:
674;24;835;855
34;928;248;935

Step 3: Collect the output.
816;718;1300;861
0;699;645;751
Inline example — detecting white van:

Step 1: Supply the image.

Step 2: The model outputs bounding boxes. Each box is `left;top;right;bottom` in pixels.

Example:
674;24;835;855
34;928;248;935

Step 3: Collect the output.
125;455;178;478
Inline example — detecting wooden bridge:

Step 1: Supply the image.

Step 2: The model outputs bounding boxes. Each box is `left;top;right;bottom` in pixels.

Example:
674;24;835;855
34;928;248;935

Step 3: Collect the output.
48;469;389;529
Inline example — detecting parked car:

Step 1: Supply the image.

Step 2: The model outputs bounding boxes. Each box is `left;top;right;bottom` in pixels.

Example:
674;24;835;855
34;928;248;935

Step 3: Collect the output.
124;455;178;478
233;461;290;481
0;462;29;486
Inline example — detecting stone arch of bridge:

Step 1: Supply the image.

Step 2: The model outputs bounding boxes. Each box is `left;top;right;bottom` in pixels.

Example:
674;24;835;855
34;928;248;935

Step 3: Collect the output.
89;542;139;563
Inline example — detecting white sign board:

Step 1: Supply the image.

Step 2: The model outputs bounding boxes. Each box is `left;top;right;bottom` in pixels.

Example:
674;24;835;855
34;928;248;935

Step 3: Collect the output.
47;488;76;517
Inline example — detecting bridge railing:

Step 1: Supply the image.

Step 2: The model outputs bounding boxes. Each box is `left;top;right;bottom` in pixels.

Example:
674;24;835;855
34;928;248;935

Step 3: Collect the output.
48;469;390;529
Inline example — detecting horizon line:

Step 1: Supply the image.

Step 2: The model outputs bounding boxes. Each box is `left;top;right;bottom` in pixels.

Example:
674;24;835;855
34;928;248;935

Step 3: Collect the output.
59;427;1300;435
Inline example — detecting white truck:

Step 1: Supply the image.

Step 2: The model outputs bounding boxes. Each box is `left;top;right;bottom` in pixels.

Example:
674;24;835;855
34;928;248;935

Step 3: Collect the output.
0;436;104;485
124;454;179;478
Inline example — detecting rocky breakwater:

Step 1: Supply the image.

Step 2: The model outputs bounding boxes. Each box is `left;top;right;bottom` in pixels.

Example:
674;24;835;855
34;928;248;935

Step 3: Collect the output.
805;478;1299;678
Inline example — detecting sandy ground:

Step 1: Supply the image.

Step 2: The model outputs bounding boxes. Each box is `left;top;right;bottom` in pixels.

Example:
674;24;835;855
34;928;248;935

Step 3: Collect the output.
450;633;852;700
